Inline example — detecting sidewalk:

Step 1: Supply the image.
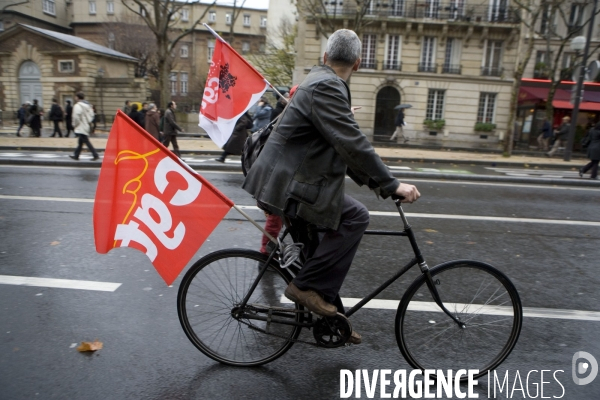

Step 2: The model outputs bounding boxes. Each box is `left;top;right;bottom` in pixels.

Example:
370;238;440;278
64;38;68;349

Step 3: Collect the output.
0;131;588;169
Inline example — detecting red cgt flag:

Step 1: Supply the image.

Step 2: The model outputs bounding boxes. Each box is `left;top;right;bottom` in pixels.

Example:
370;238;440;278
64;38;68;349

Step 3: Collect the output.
94;111;234;285
199;37;268;147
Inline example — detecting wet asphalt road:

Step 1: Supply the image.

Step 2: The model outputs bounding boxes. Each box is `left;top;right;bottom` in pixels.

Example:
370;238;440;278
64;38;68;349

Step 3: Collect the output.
0;165;599;399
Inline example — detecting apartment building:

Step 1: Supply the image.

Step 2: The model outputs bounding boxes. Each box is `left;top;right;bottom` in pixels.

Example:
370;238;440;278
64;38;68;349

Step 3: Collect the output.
295;0;521;145
0;0;268;116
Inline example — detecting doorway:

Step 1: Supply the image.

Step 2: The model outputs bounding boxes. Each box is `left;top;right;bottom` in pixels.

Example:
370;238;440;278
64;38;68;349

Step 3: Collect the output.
374;86;400;141
19;61;43;107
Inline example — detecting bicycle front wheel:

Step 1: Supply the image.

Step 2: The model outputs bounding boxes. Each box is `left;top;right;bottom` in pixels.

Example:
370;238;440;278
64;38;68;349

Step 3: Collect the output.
396;260;522;379
177;249;302;366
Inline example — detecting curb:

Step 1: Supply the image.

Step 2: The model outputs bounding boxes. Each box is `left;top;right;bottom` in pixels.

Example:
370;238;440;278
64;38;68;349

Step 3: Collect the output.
1;158;599;187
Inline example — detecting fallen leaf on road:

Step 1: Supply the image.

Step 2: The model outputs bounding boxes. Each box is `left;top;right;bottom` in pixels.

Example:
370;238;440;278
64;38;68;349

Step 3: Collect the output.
423;229;438;233
425;241;434;244
77;341;103;352
50;241;60;246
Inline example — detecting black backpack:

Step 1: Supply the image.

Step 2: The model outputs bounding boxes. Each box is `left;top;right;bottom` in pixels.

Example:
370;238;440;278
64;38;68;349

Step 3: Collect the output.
241;117;279;176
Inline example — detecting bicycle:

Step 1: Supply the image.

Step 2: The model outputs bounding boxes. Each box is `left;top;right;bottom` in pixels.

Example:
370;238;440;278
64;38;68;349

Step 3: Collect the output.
177;198;523;379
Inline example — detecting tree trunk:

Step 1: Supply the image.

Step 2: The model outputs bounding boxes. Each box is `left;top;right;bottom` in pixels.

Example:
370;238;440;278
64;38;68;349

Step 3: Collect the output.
157;39;170;110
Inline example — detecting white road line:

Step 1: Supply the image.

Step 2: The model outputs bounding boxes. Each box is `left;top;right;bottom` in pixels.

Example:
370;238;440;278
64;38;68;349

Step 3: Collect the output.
0;275;121;292
280;296;600;322
2;197;599;226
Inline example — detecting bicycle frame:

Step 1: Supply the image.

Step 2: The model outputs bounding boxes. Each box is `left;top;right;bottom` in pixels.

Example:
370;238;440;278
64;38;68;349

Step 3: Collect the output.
237;199;464;328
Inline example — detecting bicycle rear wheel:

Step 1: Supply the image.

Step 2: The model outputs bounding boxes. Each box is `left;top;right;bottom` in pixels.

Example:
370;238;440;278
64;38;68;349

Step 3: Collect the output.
177;249;302;366
396;260;522;379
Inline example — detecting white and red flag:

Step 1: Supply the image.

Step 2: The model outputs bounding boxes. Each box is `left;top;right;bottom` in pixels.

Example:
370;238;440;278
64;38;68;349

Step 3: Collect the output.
94;111;234;285
199;32;268;147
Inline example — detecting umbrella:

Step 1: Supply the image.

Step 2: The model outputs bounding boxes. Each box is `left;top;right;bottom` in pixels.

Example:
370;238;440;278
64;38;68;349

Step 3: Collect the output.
394;104;413;110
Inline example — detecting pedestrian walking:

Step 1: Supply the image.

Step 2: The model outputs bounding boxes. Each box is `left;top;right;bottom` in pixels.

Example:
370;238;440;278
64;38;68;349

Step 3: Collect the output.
28;99;42;137
163;101;183;157
144;103;161;140
537;118;552;151
49;98;64;137
16;103;27;137
270;92;288;121
128;103;144;128
69;92;99;161
547;116;570;157
64;100;74;137
251;97;272;132
579;122;600;180
122;100;131;115
216;111;252;162
140;102;149;127
390;108;408;143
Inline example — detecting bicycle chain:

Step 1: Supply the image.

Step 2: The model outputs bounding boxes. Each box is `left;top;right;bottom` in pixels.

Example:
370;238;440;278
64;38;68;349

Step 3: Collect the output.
237;304;352;347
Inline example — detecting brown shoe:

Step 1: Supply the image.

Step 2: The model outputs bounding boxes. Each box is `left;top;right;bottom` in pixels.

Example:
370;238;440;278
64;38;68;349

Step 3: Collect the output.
284;283;337;317
347;330;362;345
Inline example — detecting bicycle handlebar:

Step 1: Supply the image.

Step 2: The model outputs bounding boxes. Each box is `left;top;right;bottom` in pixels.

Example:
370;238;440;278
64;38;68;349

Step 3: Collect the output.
391;194;405;201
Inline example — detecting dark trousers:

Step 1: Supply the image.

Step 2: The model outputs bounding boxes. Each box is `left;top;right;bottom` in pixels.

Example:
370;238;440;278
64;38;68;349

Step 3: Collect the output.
163;135;181;157
51;121;63;137
292;195;370;303
16;121;25;136
74;134;98;158
582;159;599;178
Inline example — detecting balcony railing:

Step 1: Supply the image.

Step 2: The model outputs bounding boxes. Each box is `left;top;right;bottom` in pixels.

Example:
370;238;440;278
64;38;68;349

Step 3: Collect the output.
319;3;519;24
533;69;550;79
418;62;437;73
360;59;378;69
383;60;402;71
481;66;503;76
442;63;461;74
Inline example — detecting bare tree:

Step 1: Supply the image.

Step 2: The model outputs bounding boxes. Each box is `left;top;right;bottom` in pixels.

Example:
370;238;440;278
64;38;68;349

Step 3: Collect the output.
298;0;374;39
226;0;247;42
121;0;216;108
249;18;296;87
503;0;543;156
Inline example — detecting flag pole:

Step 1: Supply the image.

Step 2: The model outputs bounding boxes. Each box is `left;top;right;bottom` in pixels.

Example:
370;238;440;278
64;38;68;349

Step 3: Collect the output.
233;204;277;243
203;23;288;101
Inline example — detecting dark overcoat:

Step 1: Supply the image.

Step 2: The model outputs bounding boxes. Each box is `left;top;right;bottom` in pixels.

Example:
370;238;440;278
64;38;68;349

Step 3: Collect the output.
586;128;600;160
223;112;253;155
242;65;399;230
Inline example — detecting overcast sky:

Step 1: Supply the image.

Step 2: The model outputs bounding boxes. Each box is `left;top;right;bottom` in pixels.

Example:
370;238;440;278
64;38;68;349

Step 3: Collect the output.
200;0;269;9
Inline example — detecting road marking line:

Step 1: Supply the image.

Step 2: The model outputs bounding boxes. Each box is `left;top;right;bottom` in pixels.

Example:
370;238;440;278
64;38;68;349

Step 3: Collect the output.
0;275;121;292
2;196;599;226
280;296;600;321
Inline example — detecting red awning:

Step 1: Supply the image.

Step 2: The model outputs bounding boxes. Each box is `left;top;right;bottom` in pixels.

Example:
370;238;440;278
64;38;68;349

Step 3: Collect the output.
552;100;600;111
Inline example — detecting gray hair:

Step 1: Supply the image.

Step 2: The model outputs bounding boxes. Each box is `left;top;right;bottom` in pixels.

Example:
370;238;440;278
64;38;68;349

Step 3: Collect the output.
148;103;156;110
325;29;361;67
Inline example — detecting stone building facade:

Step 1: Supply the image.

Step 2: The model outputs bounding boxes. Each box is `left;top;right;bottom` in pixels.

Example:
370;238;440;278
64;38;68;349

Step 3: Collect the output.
295;0;522;146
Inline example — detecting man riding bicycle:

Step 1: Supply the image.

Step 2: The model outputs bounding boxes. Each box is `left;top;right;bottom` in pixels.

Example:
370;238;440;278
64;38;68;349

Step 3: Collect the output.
242;29;420;344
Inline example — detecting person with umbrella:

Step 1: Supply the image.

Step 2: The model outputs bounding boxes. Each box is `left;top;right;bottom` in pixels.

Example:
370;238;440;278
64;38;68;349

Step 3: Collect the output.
391;104;411;143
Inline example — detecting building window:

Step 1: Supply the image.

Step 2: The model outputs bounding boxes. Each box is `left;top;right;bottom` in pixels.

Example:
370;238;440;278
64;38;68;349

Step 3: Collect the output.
140;6;146;17
107;1;114;14
384;35;401;70
89;1;96;15
260;16;267;28
419;37;436;72
208;40;215;61
181;9;189;22
243;14;251;26
43;0;55;15
181;73;188;95
108;32;115;49
489;0;509;22
170;72;178;95
326;1;343;14
477;93;497;123
180;45;189;58
361;34;377;69
540;4;555;34
569;4;584;34
58;60;74;73
482;40;502;76
390;0;406;17
226;13;231;25
209;11;216;23
442;38;461;74
425;0;440;18
426;90;445;121
242;41;250;54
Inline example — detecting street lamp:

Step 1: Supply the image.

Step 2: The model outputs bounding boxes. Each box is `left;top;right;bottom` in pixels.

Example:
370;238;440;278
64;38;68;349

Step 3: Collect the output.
97;67;105;128
564;0;598;161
